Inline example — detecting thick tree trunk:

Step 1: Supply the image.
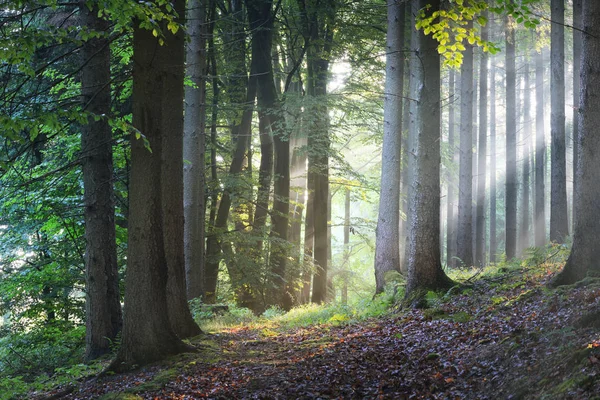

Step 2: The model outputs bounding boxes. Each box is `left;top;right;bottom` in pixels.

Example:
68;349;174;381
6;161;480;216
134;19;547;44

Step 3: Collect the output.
550;0;569;243
374;0;404;294
405;0;454;297
163;0;202;339
457;23;474;268
535;46;546;247
505;14;517;260
80;0;122;361
476;13;488;267
111;3;193;370
552;0;600;285
446;69;457;269
489;63;497;262
183;0;207;301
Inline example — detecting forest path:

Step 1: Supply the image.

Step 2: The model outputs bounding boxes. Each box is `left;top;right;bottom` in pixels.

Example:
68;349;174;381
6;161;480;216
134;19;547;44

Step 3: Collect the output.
59;262;600;400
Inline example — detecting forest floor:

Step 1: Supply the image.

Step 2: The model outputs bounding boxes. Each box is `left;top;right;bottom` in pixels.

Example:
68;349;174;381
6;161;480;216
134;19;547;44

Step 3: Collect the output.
38;250;600;400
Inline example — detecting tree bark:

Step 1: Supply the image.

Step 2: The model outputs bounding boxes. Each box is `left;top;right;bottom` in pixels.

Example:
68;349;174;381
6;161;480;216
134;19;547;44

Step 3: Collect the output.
111;2;193;370
163;0;202;339
489;63;497;262
572;0;582;228
552;0;600;285
505;13;517;260
80;0;122;361
446;69;457;269
475;12;488;267
183;0;207;301
374;0;404;294
457;21;474;268
519;62;532;253
535;45;546;247
405;0;454;297
550;0;569;243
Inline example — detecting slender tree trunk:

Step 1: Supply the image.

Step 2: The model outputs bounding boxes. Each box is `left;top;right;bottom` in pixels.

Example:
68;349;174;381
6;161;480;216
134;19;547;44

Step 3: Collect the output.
183;0;207;300
253;111;274;249
489;63;497;262
111;2;193;370
476;12;488;267
457;22;474;268
374;0;404;294
505;13;517;260
572;0;582;228
552;0;600;285
550;0;569;243
342;188;350;304
405;0;454;297
520;63;532;252
535;45;547;247
80;0;122;361
446;69;457;269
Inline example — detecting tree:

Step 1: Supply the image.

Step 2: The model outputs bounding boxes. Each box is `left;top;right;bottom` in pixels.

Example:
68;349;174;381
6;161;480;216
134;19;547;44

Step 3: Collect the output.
505;12;517;260
446;69;457;269
80;0;122;361
457;20;474;268
534;42;546;247
519;61;532;253
552;0;600;285
183;0;208;301
405;0;454;298
374;0;404;294
572;0;582;226
110;0;195;371
489;62;497;262
475;9;488;267
550;0;568;243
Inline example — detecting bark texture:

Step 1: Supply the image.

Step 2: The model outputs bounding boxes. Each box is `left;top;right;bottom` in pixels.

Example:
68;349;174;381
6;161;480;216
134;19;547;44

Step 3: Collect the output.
111;3;193;370
505;14;517;260
446;70;457;269
550;0;569;243
80;0;122;361
183;0;208;301
476;12;488;267
457;24;473;268
535;46;546;247
405;0;453;297
374;0;404;294
552;0;600;285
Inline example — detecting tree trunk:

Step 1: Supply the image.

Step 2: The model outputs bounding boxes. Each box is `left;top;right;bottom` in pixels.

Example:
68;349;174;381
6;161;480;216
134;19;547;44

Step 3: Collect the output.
457;22;474;268
183;0;207;301
246;0;291;308
505;13;517;260
111;3;193;370
489;63;497;262
519;62;532;253
476;12;488;267
342;188;350;305
446;69;457;269
552;0;600;285
162;0;202;339
80;0;122;361
572;0;582;228
374;0;404;294
253;111;274;250
535;45;546;247
550;0;569;243
405;0;454;297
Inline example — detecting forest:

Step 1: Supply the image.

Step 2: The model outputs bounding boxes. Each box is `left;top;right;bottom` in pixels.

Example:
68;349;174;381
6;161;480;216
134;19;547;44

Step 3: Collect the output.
0;0;599;398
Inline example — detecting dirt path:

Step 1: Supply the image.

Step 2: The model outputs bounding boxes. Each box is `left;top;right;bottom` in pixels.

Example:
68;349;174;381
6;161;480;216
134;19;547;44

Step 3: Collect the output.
58;268;600;400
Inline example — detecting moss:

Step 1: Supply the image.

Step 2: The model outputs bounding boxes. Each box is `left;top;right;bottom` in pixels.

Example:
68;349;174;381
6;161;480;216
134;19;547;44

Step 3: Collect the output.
450;311;472;323
126;368;179;393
